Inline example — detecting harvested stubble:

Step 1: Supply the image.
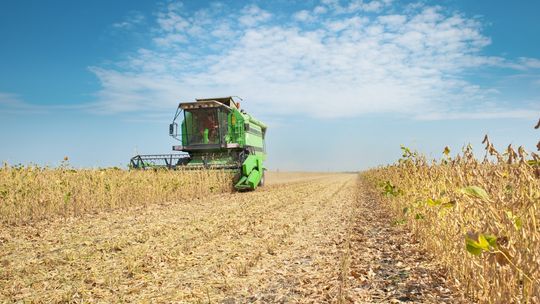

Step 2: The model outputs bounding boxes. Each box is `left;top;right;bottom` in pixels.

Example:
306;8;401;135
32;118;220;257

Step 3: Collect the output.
0;174;359;302
0;172;465;302
263;171;336;185
363;141;540;303
0;164;232;225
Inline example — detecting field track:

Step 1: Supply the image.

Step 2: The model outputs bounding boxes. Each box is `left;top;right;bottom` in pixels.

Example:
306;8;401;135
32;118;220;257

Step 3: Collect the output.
0;173;462;303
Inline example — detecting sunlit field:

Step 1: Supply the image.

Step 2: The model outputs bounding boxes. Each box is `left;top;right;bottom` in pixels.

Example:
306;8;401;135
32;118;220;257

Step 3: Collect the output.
0;163;232;225
364;138;540;303
1;135;539;302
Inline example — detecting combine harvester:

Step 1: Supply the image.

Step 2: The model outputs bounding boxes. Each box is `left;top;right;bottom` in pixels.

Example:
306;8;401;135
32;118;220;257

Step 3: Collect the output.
130;97;267;190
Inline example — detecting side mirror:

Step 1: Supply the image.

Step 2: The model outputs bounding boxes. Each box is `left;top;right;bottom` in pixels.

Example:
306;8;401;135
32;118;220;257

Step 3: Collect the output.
169;123;177;137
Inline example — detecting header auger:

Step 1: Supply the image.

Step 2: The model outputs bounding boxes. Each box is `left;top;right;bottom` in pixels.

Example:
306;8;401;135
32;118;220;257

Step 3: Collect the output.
129;97;267;190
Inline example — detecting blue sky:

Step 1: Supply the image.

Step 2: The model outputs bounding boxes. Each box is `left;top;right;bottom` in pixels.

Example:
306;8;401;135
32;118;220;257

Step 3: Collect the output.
0;0;539;171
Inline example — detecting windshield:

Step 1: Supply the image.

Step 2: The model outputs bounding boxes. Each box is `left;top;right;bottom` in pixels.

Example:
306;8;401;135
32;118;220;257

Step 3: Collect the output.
183;108;222;145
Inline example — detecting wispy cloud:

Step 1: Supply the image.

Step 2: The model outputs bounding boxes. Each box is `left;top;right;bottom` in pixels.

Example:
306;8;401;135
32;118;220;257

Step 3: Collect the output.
321;0;393;13
519;57;540;69
0;92;91;114
238;4;272;27
293;10;316;23
0;92;50;114
89;1;540;119
0;92;24;107
417;108;539;120
112;11;145;30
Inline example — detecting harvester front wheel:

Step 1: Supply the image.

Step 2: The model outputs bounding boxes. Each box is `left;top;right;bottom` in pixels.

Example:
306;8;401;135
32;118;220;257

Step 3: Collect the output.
233;170;242;185
259;169;265;187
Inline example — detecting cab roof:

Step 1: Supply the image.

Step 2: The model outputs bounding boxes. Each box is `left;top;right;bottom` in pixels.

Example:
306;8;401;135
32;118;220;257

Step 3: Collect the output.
195;97;239;108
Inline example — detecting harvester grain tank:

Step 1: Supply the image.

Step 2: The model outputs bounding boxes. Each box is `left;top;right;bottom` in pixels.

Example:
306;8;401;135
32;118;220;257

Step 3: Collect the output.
129;97;267;190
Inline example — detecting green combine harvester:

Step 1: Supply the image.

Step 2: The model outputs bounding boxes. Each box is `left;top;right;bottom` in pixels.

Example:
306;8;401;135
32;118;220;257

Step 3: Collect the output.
130;97;267;190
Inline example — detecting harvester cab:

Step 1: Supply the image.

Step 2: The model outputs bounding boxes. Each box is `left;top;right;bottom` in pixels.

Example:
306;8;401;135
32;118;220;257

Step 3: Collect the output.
130;97;267;190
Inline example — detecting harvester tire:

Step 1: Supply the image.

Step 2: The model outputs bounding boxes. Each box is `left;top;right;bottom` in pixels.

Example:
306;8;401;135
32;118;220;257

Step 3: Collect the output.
233;171;242;185
259;170;265;187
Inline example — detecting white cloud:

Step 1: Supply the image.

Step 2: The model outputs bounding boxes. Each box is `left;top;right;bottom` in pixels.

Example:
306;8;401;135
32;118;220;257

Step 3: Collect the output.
0;92;88;114
321;0;393;14
325;16;367;31
112;11;145;30
313;6;328;14
0;92;25;108
89;1;540;119
518;57;540;69
293;10;316;23
417;109;539;120
238;5;272;27
153;33;187;47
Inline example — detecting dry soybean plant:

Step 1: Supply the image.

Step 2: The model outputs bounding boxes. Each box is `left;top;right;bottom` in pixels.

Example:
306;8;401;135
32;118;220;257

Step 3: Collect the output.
0;161;233;225
363;120;540;303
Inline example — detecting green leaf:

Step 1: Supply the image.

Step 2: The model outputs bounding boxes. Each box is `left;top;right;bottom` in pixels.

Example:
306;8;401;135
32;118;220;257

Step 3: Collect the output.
514;217;523;230
505;211;523;230
443;146;450;156
465;240;483;255
63;191;72;205
527;160;540;166
381;181;402;197
484;234;498;249
477;234;490;250
465;233;485;255
0;187;7;199
461;186;490;201
400;145;412;158
392;218;407;226
465;233;498;255
441;200;456;209
426;198;442;206
402;207;409;215
415;213;424;220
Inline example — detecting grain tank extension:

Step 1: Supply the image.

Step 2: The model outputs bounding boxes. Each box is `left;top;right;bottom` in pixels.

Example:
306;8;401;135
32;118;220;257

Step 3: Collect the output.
129;97;267;190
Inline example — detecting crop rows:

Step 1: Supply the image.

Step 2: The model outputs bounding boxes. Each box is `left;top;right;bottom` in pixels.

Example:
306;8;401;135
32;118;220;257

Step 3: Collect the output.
0;174;358;302
363;138;540;302
0;162;232;225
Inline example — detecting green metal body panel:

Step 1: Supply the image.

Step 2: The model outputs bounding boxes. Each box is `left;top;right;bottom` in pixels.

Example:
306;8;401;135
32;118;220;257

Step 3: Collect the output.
234;154;263;190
